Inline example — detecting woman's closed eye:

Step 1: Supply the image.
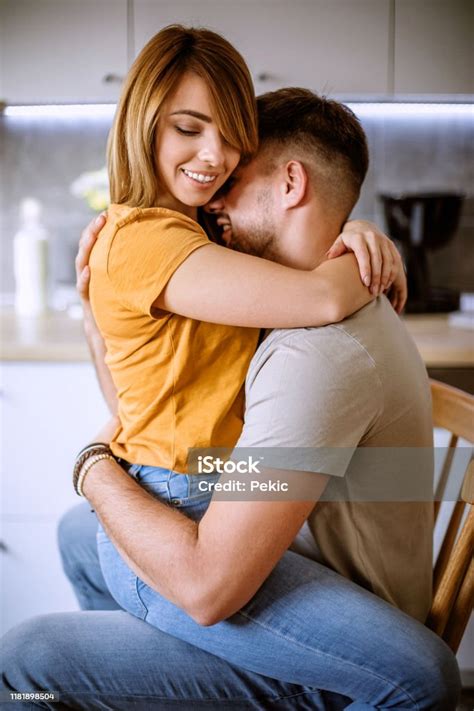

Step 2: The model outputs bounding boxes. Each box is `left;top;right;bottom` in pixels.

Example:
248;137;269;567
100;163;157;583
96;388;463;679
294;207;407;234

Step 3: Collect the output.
175;126;200;136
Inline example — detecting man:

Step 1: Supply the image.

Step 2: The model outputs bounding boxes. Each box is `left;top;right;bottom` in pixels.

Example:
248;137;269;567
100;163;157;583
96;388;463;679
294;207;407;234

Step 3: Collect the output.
1;90;460;709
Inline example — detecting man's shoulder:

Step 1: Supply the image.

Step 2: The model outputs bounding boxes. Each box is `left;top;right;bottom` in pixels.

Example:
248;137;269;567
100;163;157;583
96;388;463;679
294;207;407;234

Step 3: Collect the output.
250;307;379;377
240;305;385;452
253;297;417;373
246;297;427;409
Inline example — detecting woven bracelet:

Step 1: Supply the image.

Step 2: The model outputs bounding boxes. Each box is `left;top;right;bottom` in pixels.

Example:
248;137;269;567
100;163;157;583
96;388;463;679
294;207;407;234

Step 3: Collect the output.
73;443;114;494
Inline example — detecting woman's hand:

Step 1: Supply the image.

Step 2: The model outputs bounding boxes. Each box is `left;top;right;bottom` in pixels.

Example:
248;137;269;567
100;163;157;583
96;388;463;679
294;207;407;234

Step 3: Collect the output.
326;220;407;313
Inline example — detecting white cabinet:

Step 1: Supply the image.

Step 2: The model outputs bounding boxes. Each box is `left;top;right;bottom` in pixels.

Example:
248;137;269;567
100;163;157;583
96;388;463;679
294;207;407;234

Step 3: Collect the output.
0;362;109;635
394;0;474;95
1;0;471;104
0;0;129;104
133;0;391;96
0;520;78;634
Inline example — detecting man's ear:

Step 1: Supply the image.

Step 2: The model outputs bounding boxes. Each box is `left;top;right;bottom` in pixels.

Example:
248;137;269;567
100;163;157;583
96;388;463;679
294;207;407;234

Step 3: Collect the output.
279;161;308;209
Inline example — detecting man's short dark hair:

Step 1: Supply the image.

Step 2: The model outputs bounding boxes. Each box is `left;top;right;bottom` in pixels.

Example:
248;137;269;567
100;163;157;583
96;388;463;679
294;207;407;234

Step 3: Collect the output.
257;88;369;219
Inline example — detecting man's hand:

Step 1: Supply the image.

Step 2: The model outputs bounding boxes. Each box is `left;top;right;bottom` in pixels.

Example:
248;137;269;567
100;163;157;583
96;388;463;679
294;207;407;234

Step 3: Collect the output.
327;220;407;313
75;212;106;302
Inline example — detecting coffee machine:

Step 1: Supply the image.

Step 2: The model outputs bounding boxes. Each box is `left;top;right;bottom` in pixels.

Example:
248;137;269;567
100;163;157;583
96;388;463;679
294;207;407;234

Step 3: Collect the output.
379;192;464;313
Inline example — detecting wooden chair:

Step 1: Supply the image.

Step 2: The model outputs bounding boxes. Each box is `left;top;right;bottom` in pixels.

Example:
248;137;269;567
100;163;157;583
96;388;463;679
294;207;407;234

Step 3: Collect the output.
426;379;474;653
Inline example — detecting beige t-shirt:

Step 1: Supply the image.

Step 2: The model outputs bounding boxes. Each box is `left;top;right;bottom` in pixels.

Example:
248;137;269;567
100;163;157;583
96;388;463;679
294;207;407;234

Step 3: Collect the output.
236;297;434;623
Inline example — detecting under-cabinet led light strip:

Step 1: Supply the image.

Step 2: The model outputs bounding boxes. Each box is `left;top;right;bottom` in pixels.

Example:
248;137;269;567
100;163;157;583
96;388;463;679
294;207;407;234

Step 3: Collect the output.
3;103;473;120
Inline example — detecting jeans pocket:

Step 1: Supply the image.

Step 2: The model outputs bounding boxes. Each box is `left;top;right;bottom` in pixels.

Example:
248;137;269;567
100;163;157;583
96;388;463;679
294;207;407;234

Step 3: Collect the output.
133;466;172;501
167;473;219;521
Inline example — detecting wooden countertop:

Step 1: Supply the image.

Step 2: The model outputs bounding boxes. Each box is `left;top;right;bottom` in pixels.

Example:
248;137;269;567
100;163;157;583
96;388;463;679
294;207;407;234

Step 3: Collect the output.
1;308;473;367
403;314;473;368
1;308;90;362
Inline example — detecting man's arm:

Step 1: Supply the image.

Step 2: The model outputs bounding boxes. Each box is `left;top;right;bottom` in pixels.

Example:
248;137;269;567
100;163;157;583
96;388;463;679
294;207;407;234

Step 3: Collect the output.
82;461;325;626
76;213;118;415
81;328;377;626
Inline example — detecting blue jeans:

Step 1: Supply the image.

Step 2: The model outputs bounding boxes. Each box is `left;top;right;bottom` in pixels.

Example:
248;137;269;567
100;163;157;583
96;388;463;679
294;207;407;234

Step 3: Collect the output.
91;466;458;710
0;469;461;709
96;466;220;615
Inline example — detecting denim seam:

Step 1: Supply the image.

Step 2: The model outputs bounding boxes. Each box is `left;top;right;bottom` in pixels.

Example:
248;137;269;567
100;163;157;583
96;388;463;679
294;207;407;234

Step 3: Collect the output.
133;575;149;619
62;688;323;703
236;608;420;709
165;470;172;502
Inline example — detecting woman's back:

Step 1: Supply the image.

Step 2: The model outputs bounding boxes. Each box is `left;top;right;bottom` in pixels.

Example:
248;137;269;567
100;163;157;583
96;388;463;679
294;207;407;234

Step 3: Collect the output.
90;204;259;472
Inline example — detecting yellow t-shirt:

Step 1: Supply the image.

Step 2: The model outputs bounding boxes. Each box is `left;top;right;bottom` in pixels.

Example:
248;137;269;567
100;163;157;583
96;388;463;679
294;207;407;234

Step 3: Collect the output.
89;204;259;472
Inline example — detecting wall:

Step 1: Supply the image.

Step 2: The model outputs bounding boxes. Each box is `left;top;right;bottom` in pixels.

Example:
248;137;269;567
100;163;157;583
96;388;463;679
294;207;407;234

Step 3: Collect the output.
1;107;473;299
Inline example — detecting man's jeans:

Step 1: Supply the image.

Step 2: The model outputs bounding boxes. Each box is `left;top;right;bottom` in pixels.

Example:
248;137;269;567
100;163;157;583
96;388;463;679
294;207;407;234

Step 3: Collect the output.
1;468;461;709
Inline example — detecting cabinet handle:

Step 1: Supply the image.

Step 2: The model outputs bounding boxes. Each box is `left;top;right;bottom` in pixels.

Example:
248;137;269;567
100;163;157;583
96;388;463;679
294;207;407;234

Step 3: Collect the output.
102;73;124;85
256;72;277;82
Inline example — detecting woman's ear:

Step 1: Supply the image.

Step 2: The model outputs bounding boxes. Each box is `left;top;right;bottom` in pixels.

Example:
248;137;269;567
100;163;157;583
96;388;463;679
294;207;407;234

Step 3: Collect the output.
279;160;308;209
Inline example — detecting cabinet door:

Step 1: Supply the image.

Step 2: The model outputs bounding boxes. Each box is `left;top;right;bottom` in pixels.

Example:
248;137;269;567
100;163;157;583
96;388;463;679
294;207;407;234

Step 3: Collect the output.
394;0;474;94
1;362;109;517
133;0;391;95
0;0;128;104
0;519;79;637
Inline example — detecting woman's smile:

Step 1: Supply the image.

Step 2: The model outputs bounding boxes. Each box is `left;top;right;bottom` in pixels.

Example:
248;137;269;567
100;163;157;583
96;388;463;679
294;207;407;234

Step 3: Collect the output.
181;168;219;186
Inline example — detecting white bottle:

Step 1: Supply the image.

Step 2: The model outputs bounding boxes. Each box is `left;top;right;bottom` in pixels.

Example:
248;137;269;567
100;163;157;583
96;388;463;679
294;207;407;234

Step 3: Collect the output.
13;198;49;316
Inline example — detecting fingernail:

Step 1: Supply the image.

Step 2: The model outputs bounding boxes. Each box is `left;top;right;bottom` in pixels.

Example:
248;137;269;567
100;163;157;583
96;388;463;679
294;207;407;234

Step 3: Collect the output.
95;215;104;226
363;276;371;286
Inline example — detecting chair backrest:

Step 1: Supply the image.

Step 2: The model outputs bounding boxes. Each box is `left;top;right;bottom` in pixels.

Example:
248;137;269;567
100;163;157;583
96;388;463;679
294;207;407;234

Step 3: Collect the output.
426;379;474;653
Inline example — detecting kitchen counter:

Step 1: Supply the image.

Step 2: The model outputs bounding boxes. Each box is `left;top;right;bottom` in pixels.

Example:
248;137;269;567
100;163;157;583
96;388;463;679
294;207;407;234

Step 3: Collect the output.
1;308;473;367
403;313;473;368
1;308;90;361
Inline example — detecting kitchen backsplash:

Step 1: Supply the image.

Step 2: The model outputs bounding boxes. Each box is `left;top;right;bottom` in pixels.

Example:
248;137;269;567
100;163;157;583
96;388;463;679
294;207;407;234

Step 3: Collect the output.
1;108;473;298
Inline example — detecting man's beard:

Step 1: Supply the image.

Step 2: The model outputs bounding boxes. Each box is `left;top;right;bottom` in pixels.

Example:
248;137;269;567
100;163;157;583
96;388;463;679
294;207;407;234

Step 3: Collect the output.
229;224;276;259
230;189;278;261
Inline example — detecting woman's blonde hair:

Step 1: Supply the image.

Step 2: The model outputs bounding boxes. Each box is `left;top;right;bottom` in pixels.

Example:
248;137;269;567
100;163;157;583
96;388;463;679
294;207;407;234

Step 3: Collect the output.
108;25;258;207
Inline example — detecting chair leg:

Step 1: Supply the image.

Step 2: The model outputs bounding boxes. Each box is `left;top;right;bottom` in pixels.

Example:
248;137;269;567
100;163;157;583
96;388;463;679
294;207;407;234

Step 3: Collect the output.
427;507;473;637
433;501;466;595
443;558;474;653
434;436;458;524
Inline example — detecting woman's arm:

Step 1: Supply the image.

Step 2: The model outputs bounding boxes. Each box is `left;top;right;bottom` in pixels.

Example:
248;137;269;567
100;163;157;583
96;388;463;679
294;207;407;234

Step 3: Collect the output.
79;214;406;331
76;214;118;415
155;244;371;328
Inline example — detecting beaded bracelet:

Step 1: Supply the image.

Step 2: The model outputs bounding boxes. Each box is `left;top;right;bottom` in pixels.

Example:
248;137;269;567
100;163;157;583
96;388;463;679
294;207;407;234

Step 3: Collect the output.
76;453;117;497
73;443;114;494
